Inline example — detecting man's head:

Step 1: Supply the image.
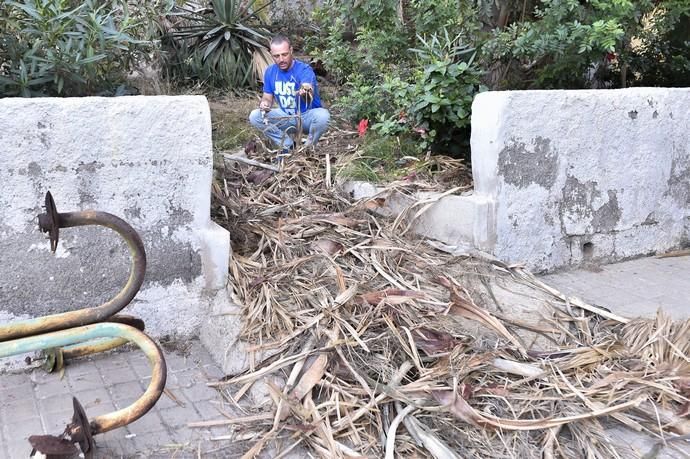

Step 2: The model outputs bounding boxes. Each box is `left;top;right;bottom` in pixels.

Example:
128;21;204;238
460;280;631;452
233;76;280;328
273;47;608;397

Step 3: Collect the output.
270;35;293;71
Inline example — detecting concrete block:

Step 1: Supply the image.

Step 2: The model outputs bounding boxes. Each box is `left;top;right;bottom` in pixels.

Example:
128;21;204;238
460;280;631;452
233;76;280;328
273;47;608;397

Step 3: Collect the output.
180;382;217;403
42;409;77;433
471;88;690;271
3;415;43;441
6;441;34;459
199;288;251;375
192;399;226;420
0;372;30;390
100;366;139;386
338;181;489;253
109;380;145;401
125;409;166;434
75;387;111;411
2;394;38;422
0;96;230;342
0;380;34;402
33;378;72;399
131;429;174;453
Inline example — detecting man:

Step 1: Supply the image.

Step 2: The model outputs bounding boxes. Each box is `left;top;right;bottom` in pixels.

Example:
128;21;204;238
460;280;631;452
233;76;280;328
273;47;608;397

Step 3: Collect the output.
249;35;330;153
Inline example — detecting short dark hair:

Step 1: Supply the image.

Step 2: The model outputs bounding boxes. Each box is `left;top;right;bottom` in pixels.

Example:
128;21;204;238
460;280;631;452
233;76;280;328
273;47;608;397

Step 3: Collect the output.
270;35;291;47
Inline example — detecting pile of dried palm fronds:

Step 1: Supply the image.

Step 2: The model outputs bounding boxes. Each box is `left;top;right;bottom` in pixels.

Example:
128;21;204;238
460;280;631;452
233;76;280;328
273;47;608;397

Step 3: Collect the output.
210;147;689;459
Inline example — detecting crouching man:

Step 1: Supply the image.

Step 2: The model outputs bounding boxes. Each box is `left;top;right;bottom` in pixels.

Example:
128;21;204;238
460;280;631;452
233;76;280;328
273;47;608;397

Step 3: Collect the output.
249;35;330;153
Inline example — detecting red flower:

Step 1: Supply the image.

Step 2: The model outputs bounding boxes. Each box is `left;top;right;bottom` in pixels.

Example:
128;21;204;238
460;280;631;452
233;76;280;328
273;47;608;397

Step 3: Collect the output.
358;119;369;137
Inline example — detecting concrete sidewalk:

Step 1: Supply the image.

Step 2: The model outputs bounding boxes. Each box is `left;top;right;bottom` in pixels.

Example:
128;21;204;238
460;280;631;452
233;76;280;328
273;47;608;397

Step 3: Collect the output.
541;254;690;320
0;341;242;459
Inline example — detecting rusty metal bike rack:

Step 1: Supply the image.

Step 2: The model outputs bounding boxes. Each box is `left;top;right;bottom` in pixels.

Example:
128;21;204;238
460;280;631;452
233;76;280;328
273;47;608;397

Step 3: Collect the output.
0;192;167;458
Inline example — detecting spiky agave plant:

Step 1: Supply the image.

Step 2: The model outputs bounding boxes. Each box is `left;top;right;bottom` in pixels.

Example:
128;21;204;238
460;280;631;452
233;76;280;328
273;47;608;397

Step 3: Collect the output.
164;0;273;89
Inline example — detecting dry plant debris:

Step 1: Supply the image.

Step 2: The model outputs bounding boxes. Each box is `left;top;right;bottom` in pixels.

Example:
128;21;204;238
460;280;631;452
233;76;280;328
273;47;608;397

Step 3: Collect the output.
208;140;690;459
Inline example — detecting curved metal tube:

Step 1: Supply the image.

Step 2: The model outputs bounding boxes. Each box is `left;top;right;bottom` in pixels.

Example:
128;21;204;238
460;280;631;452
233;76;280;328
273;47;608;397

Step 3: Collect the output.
43;315;146;363
0;322;166;434
0;211;146;342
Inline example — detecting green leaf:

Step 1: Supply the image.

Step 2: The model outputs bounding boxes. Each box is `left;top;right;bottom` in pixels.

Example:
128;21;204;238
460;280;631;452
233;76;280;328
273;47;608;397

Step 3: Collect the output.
203;35;224;61
204;25;224;40
80;54;107;64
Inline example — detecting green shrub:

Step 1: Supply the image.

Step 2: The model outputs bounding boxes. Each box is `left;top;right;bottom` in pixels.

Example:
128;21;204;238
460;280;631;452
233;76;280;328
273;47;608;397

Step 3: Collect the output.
308;0;485;155
406;32;484;150
336;132;419;183
162;0;272;89
335;30;484;155
628;1;690;87
485;0;690;88
0;0;160;97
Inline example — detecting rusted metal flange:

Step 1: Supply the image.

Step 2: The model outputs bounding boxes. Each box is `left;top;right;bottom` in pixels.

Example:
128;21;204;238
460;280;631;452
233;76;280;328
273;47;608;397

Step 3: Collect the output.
68;396;95;458
28;434;79;457
39;347;64;373
38;191;60;252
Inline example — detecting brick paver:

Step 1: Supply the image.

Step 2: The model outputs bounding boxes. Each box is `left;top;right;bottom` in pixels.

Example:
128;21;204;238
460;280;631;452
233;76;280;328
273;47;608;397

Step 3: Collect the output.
0;341;241;458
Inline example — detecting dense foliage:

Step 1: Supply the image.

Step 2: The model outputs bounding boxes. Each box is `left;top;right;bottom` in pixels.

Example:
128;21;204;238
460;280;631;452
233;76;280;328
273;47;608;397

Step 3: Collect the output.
488;0;690;89
0;0;163;97
309;0;690;156
307;0;487;155
1;0;687;158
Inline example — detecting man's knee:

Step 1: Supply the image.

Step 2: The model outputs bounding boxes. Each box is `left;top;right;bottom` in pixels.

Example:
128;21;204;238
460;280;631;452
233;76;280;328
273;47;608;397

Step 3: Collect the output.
313;108;330;127
249;108;263;127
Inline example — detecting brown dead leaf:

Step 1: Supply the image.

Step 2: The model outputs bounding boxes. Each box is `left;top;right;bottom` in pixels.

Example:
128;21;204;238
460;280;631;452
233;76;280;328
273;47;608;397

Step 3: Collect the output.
414;328;457;355
439;276;527;355
247;169;273;185
358;288;426;305
279;353;330;420
433;385;645;431
432;390;483;427
363;197;386;210
316;214;363;228
286;213;364;228
311;239;345;256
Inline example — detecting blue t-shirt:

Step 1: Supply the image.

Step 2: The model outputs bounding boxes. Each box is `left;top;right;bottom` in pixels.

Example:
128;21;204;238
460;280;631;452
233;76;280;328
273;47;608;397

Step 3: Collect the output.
263;60;322;115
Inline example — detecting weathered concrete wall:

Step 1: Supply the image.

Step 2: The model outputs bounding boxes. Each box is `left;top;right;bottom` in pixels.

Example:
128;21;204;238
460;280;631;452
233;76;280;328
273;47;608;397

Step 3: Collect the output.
0;96;231;338
471;88;690;271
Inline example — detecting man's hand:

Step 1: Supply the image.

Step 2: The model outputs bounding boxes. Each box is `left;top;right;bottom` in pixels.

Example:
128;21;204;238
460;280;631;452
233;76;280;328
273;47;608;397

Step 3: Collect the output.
259;100;271;111
297;83;313;97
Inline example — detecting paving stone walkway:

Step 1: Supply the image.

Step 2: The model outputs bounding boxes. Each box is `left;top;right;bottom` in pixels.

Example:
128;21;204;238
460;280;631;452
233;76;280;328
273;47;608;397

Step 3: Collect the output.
0;341;242;459
541;254;690;320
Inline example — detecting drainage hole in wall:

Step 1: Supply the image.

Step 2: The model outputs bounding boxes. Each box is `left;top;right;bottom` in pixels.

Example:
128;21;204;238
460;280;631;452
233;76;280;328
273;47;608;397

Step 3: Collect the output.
582;242;594;260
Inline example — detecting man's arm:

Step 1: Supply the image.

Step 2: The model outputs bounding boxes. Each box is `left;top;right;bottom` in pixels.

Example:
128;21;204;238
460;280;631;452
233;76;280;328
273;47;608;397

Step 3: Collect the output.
259;92;274;110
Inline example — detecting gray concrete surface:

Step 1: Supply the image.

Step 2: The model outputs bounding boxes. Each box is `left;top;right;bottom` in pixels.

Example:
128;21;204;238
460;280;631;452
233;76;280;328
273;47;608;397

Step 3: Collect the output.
471;88;690;271
541;254;690;320
0;342;243;459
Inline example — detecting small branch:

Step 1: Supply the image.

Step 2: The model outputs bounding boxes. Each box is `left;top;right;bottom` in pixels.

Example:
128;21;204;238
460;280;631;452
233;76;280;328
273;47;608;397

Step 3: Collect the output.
223;153;280;172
